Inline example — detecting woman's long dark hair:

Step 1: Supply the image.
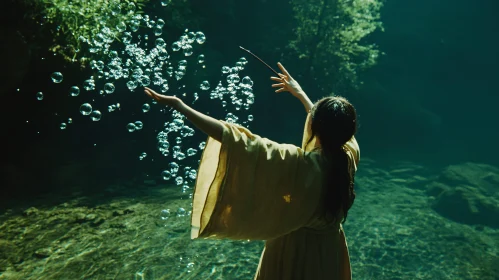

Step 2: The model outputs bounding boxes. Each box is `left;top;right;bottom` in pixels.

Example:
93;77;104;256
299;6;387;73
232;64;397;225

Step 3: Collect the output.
306;96;357;224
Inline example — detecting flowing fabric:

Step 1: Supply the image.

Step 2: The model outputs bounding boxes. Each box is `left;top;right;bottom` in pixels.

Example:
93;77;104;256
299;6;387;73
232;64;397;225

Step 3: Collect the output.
191;114;360;280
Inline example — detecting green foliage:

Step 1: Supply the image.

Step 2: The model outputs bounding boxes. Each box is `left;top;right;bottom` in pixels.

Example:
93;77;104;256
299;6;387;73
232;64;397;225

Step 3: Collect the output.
289;0;384;92
22;0;147;64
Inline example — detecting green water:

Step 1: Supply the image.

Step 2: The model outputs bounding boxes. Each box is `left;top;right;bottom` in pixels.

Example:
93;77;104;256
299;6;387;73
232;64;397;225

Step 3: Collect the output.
1;0;498;279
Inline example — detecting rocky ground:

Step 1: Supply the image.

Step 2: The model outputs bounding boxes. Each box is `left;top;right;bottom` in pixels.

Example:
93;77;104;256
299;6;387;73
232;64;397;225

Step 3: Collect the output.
0;159;498;279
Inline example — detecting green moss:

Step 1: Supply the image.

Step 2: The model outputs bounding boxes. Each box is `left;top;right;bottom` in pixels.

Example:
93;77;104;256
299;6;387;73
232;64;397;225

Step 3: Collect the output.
289;0;384;92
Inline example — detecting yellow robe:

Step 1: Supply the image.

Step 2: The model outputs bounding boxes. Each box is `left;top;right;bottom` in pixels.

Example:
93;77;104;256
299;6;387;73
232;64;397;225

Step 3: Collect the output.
191;114;360;280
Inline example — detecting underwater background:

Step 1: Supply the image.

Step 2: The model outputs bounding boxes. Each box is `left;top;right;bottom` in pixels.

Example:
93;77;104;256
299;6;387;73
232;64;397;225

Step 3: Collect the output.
1;0;498;279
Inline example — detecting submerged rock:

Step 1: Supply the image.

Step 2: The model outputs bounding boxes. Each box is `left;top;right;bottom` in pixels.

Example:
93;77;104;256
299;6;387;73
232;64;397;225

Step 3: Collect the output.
427;162;499;228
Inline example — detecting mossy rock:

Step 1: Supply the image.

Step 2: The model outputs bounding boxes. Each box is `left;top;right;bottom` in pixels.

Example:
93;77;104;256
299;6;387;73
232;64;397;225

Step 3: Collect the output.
0;239;22;272
426;163;499;228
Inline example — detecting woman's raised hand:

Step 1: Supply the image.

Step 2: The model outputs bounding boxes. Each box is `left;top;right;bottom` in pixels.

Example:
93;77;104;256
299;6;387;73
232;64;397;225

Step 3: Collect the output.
144;87;183;109
270;62;305;98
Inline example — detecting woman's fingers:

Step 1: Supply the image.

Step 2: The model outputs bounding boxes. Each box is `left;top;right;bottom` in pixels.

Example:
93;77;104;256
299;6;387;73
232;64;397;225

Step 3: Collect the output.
275;88;286;93
277;62;291;78
271;83;284;88
270;76;282;81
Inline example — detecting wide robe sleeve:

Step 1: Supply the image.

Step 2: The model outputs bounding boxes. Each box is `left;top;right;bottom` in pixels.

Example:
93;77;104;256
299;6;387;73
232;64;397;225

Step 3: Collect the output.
191;121;324;240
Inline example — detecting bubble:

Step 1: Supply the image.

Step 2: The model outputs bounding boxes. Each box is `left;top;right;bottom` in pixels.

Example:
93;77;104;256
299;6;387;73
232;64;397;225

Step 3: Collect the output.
60;123;67;130
160;209;171;221
176;207;186;216
171;42;181;51
127;2;136;12
196;54;205;64
122;32;132;44
248;115;254;121
187;148;197;156
104;83;115;94
169;162;179;173
222;101;227;107
222;66;230;74
134;121;144;130
176;136;182;144
140;75;151;86
51;72;63;83
161;0;170;6
109;51;118;59
199;141;206;150
227;74;240;84
36;92;43;100
154;26;162;36
142;103;150;113
162;170;172;180
241;76;254;87
155;38;166;48
160;83;169;93
68;118;72;124
176;152;186;160
90;110;102;121
83;79;95;91
68;86;80;97
139;152;147;160
127;80;138;91
157;19;165;28
116;22;126;32
200;81;210;90
80;103;92;116
130;20;139;32
195;32;206;44
188;169;197;180
183;45;193;56
127;123;136;132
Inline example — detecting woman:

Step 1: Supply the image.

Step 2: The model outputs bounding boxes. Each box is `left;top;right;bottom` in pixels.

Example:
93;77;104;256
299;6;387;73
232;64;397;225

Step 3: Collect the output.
144;62;360;280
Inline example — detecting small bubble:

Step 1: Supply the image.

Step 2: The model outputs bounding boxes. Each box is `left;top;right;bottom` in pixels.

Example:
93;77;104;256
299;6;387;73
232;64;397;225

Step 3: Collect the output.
154;26;162;36
104;83;115;94
36;92;44;100
134;121;144;130
69;86;80;96
90;110;102;121
248;115;254;121
142;103;150;113
116;22;126;32
68;118;73;124
127;80;138;91
176;207;186;216
83;79;95;91
80;103;92;116
160;209;171;220
188;169;197;180
162;170;172;180
171;42;181;51
60;123;67;130
199;141;206;150
51;72;63;83
183;45;193;56
139;152;147;160
197;54;205;64
187;148;197;156
195;32;206;44
169;162;179;173
200;81;210;90
127;123;136;132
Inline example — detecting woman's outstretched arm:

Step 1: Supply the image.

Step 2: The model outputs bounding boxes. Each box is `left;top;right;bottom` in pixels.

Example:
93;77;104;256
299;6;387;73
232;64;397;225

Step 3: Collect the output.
144;87;224;142
270;62;313;113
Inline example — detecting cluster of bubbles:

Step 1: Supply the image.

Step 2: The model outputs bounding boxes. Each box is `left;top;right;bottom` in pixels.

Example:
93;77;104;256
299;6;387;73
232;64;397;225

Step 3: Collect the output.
44;8;256;246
